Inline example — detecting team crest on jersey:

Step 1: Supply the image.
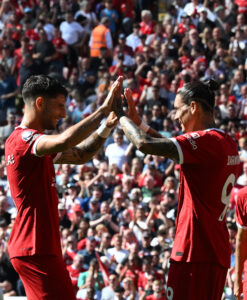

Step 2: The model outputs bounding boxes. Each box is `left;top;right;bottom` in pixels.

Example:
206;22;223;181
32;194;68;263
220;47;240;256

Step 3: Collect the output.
22;131;33;142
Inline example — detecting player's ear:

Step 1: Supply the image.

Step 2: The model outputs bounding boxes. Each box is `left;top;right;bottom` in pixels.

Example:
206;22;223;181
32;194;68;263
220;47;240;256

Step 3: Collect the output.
190;101;198;115
35;97;45;111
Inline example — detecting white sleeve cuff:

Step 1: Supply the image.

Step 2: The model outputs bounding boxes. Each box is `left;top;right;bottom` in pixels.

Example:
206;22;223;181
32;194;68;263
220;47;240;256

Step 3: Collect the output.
169;138;184;164
33;135;47;157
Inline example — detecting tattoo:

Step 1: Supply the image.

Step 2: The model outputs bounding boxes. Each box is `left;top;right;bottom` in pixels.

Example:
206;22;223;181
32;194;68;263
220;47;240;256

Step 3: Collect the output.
79;132;105;153
120;117;179;161
120;117;147;148
54;132;106;164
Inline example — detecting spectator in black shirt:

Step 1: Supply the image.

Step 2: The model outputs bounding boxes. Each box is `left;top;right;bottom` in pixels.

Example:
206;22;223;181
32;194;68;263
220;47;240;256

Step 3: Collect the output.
32;29;57;74
19;54;40;89
58;202;71;230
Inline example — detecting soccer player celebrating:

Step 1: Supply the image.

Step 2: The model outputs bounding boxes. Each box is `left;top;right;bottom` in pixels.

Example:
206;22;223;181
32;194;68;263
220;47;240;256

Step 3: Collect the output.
5;75;122;300
113;80;240;300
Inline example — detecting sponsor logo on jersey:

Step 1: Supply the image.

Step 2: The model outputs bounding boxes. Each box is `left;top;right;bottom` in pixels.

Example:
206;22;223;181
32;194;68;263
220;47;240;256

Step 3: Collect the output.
227;155;240;165
22;130;33;142
184;134;198;150
22;131;41;145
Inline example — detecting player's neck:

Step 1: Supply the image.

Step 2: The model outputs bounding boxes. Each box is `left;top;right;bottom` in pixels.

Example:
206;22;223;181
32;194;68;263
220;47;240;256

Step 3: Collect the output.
21;112;44;132
193;114;216;131
202;114;216;130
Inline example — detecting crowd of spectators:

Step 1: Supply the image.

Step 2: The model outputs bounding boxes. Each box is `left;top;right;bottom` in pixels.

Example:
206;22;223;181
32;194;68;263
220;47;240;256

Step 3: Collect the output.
0;0;246;299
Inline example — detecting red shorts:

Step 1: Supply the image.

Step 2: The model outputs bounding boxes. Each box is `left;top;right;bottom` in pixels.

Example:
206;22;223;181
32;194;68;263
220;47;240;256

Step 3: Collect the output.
166;260;227;300
11;255;76;300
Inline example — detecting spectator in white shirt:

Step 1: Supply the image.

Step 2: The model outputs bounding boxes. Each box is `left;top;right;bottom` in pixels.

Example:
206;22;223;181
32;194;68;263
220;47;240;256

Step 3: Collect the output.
106;234;129;269
59;11;85;46
74;0;98;35
105;129;130;171
126;23;142;52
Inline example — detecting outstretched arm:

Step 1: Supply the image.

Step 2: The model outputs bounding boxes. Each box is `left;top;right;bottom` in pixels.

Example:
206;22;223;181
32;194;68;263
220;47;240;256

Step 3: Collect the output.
54;112;117;164
119;116;179;160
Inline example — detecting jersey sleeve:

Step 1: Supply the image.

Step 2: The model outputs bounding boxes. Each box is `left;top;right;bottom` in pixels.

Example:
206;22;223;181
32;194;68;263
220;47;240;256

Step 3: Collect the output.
20;129;58;159
169;131;220;165
32;134;46;156
236;192;247;229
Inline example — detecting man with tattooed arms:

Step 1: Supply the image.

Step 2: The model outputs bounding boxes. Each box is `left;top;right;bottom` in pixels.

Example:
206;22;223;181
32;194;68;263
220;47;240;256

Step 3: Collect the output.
5;74;122;300
114;79;240;300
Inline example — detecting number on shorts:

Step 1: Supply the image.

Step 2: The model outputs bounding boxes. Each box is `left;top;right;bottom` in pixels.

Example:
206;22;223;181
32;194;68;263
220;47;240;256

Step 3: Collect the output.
219;173;235;221
167;287;173;300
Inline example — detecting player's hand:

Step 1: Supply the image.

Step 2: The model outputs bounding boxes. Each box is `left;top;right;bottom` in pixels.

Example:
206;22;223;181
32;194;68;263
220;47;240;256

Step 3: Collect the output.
234;279;243;300
125;88;141;126
105;112;118;129
101;76;123;115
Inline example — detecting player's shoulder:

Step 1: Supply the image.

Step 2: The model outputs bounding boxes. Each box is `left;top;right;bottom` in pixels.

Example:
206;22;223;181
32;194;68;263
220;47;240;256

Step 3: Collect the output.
5;127;20;146
198;128;238;147
175;128;223;145
200;128;225;138
203;128;236;141
6;127;42;149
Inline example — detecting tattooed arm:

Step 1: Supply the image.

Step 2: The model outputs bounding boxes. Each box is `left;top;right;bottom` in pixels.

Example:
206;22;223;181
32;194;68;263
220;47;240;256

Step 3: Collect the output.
54;112;117;164
119;116;179;161
113;94;179;161
54;131;107;164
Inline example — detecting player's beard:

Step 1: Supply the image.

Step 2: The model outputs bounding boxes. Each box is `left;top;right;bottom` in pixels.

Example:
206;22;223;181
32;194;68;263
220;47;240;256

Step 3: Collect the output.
41;109;57;130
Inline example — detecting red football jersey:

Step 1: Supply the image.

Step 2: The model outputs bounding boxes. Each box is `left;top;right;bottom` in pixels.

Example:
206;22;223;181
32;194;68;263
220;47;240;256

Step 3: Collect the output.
67;264;85;293
5;127;61;259
236;186;247;280
170;128;240;268
236;186;247;228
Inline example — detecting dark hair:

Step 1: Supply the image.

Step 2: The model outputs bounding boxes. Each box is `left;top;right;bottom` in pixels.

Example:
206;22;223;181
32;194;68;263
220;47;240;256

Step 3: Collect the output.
92;184;104;193
114;286;124;293
22;75;68;103
142;257;151;265
177;79;219;113
21;36;29;43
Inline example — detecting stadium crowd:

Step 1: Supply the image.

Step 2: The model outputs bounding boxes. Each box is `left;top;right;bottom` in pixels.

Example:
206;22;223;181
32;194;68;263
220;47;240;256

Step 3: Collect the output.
0;0;246;299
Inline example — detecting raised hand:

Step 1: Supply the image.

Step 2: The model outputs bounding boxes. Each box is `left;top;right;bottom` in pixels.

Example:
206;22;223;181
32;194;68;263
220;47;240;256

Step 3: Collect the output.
102;76;123;115
105;111;118;128
112;91;125;119
124;88;141;126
